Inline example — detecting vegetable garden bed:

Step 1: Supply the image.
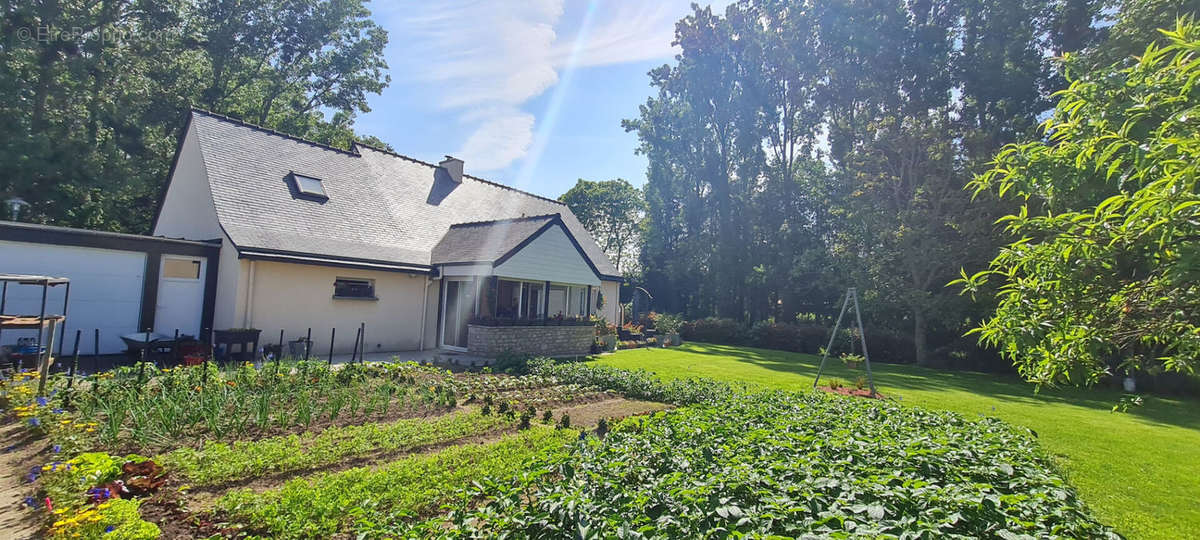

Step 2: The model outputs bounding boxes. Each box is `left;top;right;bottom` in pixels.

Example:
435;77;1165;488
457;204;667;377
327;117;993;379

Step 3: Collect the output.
0;358;1115;538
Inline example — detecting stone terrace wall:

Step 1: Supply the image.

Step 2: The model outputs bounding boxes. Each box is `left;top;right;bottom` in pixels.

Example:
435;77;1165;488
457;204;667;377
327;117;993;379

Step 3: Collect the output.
467;324;594;357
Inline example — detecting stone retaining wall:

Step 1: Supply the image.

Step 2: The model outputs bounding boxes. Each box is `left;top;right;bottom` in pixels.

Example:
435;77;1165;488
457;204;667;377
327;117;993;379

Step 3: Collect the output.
467;324;594;357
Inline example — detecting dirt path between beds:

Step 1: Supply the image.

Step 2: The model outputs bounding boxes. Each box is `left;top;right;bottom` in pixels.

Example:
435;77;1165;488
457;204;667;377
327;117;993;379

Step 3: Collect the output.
0;422;47;540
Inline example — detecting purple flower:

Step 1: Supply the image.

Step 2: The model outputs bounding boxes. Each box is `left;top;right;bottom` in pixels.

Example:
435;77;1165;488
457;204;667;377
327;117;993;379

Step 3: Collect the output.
51;408;63;414
27;418;40;427
23;496;37;508
52;445;61;453
104;525;115;534
35;396;48;406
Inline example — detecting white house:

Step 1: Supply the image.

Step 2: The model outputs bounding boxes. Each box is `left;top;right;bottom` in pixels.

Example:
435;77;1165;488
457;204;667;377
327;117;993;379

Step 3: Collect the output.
151;109;622;356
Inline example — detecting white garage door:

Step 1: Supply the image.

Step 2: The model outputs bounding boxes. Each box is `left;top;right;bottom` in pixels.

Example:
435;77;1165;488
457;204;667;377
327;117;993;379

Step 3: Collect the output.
0;240;146;355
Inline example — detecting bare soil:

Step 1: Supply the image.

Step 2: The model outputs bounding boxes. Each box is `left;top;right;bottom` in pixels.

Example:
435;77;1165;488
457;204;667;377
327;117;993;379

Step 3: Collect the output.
821;386;887;400
0;422;48;540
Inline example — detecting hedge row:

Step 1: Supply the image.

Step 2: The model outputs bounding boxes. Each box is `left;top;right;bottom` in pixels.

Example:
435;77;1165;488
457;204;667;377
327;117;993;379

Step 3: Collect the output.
679;317;917;364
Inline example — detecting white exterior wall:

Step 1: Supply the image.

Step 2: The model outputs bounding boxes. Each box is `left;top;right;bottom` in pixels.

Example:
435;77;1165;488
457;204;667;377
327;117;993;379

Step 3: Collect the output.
233;260;427;353
153;122;222;241
211;237;245;331
0;240;147;354
494;226;601;286
600;280;619;324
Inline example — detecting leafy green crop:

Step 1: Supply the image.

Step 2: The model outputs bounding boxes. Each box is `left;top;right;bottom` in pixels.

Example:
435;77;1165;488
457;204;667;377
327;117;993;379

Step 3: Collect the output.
215;427;577;538
410;372;1116;538
161;410;514;486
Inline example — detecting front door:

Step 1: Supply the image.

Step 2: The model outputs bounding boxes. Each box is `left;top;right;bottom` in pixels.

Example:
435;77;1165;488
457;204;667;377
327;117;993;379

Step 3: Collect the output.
441;278;475;350
155;256;206;338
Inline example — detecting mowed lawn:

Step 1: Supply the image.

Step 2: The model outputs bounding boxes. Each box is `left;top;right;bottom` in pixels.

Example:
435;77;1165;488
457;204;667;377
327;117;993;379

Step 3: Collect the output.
591;343;1200;540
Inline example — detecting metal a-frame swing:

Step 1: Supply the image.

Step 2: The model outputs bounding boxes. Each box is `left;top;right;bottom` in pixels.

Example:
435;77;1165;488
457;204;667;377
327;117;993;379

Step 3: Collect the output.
812;287;876;396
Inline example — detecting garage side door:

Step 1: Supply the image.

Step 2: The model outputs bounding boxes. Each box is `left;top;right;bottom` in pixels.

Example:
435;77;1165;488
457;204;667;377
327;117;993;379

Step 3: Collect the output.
0;240;145;355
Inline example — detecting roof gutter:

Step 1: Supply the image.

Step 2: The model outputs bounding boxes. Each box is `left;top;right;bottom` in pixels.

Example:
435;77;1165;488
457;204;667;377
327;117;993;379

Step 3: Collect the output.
238;249;431;274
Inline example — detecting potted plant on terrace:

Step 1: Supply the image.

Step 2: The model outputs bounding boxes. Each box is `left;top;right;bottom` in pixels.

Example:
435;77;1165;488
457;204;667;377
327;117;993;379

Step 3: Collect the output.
593;316;617;352
655;313;683;346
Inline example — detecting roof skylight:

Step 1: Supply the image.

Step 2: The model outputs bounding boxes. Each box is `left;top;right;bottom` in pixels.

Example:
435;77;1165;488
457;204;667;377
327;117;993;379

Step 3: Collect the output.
290;172;327;199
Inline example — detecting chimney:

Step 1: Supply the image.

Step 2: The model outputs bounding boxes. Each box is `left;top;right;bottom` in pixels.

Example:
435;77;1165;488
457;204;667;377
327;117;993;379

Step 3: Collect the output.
439;155;464;183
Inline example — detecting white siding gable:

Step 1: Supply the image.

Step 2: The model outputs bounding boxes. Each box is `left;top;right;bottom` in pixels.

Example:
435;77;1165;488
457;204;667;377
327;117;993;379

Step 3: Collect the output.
153;122;222;240
493;225;601;286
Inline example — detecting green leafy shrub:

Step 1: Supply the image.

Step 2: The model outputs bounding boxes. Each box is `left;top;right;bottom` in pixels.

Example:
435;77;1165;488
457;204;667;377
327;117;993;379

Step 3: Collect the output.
957;20;1200;385
653;313;683;335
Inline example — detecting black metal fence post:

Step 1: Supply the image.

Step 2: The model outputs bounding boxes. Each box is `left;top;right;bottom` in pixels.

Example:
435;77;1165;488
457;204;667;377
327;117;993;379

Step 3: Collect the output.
350;326;361;364
327;327;335;366
65;329;81;407
305;327;312;359
277;329;284;366
93;329;99;375
359;322;366;364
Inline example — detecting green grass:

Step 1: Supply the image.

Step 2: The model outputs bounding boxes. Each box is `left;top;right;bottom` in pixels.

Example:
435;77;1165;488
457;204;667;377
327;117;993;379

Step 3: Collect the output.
592;343;1200;540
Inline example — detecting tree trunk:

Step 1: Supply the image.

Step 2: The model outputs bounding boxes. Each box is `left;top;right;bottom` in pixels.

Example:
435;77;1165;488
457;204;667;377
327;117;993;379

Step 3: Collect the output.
913;308;928;366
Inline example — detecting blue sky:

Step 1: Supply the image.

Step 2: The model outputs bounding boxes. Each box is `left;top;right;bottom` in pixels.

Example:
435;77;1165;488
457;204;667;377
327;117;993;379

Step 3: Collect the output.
356;1;727;200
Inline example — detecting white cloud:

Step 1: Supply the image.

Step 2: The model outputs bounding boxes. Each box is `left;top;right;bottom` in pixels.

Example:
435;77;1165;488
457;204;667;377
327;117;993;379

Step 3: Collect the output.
457;109;535;171
379;1;723;172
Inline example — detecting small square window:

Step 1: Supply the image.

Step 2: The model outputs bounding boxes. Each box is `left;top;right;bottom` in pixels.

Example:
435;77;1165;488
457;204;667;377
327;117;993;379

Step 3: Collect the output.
162;258;201;279
334;278;375;299
290;172;327;199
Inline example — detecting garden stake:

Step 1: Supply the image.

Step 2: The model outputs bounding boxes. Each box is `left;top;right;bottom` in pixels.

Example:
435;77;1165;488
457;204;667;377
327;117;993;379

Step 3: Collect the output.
327;327;336;366
93;328;100;375
278;329;284;361
65;329;81;407
203;328;213;385
358;322;365;363
305;327;312;359
350;326;362;364
172;329;179;367
138;328;149;384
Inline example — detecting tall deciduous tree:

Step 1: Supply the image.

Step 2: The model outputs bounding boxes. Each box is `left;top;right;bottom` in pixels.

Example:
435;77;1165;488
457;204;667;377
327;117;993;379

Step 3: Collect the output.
627;0;1091;366
0;0;389;232
558;179;646;276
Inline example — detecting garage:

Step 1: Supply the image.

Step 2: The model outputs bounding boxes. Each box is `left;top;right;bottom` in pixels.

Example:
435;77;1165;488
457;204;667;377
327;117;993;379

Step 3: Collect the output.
0;221;218;355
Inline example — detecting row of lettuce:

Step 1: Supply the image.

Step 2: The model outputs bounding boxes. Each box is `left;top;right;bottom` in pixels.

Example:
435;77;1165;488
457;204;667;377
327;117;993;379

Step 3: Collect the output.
4;358;1116;538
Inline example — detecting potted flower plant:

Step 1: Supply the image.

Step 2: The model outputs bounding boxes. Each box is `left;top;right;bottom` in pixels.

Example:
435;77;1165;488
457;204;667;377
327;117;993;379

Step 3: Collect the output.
593;316;618;352
655;313;683;346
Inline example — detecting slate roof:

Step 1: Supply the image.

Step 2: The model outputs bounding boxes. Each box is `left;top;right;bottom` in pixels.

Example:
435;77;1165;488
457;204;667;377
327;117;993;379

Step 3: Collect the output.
431;214;558;265
180;109;621;279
